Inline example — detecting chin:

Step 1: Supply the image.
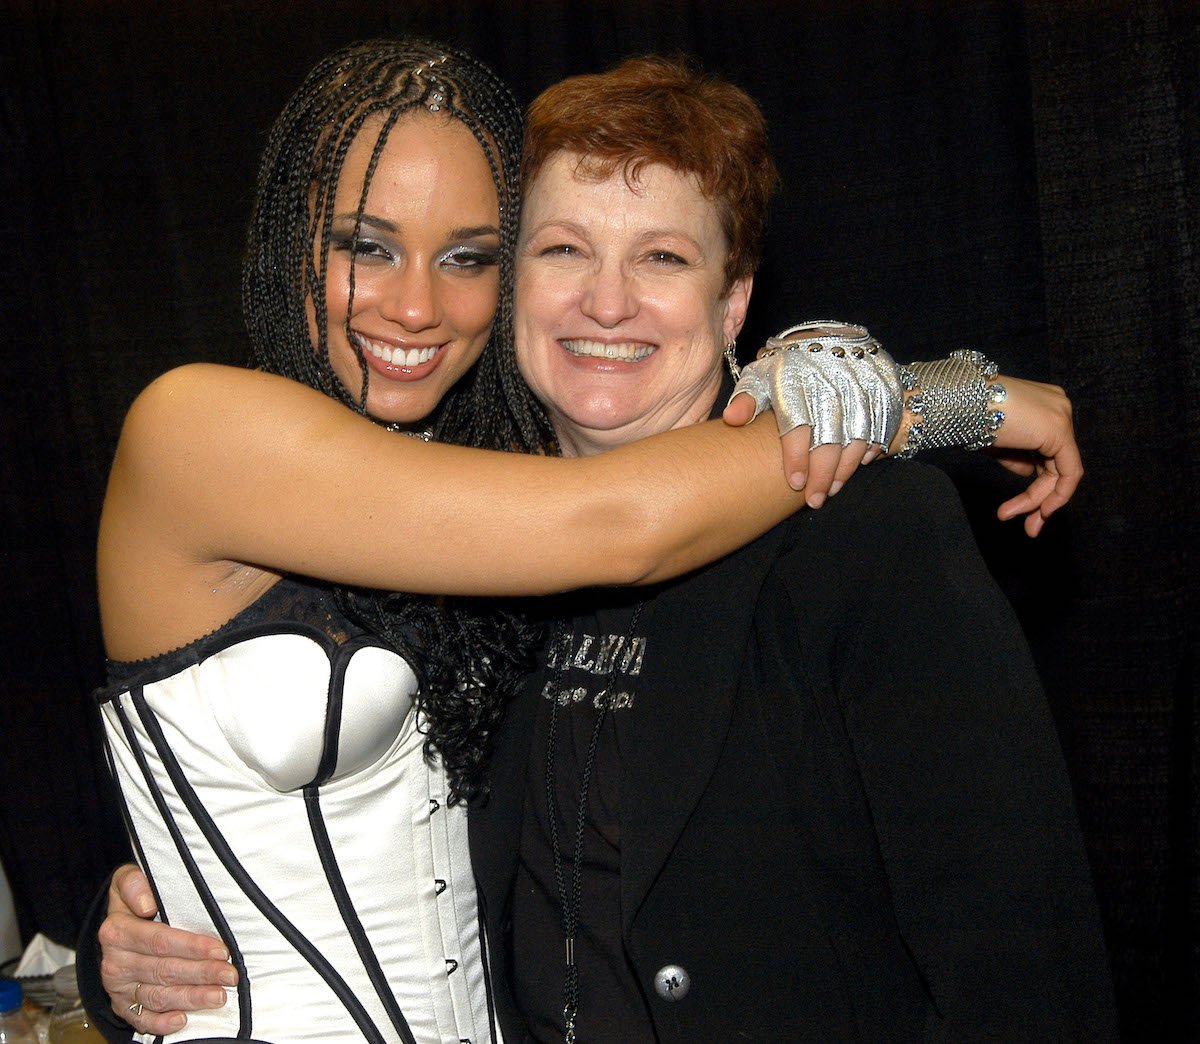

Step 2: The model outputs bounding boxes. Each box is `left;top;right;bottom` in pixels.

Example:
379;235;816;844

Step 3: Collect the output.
369;403;438;427
561;408;645;440
560;405;630;433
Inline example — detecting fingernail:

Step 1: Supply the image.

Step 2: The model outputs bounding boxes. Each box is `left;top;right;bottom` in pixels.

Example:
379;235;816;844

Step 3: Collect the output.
209;947;231;962
830;480;844;496
862;449;878;464
807;492;826;509
207;988;231;1006
789;472;806;491
167;1014;187;1031
218;968;238;987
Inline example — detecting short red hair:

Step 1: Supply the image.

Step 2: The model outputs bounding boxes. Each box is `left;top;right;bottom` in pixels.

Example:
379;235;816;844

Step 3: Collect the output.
523;55;780;287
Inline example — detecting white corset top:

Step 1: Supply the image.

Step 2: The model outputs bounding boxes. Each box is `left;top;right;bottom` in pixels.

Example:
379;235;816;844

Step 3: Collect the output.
97;578;496;1044
205;632;415;792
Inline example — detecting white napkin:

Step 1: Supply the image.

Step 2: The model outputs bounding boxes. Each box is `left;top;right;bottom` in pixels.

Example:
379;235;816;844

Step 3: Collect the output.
12;933;74;977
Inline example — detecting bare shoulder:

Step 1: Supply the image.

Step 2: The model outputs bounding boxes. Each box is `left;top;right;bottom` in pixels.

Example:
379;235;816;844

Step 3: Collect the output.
118;364;235;458
114;365;354;496
129;361;260;410
122;364;309;443
99;363;295;660
104;362;356;552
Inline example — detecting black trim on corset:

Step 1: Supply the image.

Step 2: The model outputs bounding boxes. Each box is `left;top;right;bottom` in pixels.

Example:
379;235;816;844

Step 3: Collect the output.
130;691;393;1044
119;691;254;1038
304;785;419;1044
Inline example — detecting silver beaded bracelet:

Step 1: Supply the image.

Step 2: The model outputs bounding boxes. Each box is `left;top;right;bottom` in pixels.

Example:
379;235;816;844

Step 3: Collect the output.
895;349;1006;459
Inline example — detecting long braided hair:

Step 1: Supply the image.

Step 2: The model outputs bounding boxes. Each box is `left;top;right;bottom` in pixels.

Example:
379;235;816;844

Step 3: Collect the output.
243;39;555;802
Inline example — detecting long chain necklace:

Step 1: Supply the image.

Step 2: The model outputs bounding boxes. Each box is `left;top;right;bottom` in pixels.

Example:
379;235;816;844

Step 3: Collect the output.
544;603;644;1044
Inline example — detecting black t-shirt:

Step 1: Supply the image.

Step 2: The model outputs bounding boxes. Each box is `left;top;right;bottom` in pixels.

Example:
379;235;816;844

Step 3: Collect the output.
511;591;658;1042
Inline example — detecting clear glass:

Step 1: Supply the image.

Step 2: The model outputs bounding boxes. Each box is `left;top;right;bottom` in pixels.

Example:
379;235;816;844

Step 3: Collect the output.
46;1003;104;1043
46;967;103;1044
0;1006;38;1044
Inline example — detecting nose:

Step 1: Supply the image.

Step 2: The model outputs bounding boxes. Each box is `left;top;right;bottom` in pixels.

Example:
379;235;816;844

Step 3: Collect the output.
580;259;638;328
375;260;442;331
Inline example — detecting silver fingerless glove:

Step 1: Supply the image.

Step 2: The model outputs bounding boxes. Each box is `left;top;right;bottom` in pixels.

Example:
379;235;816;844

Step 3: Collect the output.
729;320;903;451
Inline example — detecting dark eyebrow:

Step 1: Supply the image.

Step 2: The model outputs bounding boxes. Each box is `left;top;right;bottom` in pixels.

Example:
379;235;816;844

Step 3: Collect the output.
450;224;501;240
333;214;500;240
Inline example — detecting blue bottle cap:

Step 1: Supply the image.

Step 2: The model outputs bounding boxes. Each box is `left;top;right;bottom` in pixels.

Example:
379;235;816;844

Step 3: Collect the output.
0;976;22;1012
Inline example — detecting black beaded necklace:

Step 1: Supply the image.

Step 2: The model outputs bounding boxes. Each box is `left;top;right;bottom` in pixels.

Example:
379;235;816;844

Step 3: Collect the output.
544;603;644;1044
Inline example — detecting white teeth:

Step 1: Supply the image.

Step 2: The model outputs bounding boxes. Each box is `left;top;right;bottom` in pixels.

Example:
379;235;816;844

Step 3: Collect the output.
353;333;439;368
562;339;655;362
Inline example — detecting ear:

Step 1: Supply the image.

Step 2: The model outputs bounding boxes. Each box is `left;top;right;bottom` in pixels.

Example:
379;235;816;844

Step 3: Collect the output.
721;274;753;344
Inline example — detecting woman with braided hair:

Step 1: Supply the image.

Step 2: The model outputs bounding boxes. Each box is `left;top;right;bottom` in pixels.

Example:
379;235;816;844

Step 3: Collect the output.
88;38;869;1044
86;37;1084;1044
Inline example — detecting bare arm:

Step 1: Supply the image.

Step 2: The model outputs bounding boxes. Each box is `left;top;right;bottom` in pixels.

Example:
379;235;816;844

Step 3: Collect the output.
725;365;1081;535
99;364;805;658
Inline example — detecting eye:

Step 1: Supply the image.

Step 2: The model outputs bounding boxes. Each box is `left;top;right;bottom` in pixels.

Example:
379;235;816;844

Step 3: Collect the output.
539;243;580;259
332;235;394;263
441;245;500;270
647;250;686;266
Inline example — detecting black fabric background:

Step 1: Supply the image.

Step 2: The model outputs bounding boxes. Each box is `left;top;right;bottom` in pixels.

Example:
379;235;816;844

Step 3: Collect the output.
1;1;1195;1038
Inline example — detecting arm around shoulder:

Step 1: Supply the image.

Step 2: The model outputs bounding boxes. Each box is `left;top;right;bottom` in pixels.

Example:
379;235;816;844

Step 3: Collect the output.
103;365;808;598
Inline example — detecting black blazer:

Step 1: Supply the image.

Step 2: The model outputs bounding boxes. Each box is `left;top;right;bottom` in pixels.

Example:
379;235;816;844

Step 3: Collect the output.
469;462;1117;1042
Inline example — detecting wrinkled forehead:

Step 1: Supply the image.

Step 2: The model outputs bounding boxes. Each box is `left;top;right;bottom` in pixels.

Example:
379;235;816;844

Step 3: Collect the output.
524;150;726;241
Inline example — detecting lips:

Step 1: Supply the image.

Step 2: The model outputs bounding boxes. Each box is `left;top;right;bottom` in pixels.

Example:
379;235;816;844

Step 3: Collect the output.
351;331;446;377
561;338;656;362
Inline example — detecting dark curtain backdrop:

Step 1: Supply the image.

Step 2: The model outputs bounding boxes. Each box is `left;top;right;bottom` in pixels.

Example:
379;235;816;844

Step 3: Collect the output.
2;0;1195;1038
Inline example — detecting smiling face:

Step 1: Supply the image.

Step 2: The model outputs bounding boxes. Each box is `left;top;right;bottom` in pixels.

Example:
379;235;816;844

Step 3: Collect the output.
315;113;502;426
515;152;751;457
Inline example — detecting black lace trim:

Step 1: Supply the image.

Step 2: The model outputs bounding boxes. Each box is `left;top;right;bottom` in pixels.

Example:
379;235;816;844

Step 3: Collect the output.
104;576;370;690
